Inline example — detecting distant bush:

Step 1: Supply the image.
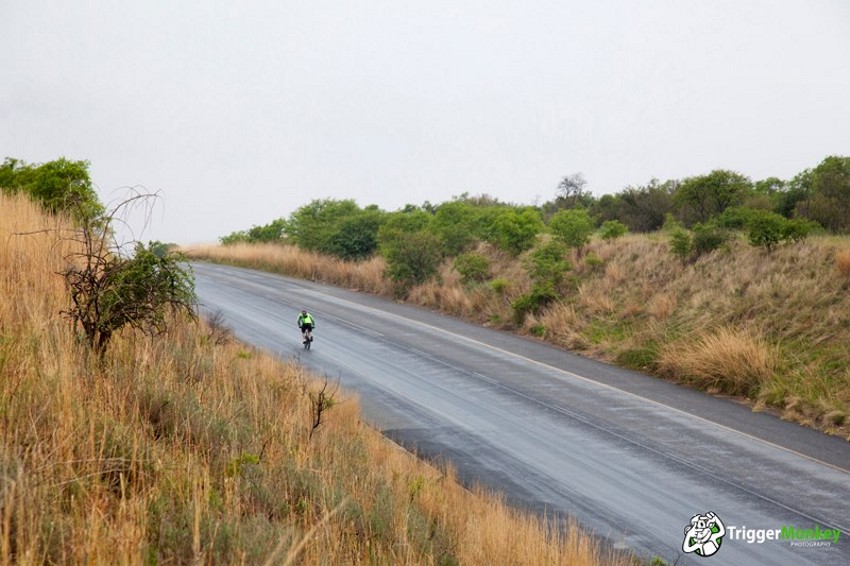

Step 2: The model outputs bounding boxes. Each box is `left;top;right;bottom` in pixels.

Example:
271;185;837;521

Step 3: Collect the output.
669;228;693;264
599;220;628;240
526;241;571;285
691;223;728;257
549;208;594;251
487;207;544;255
453;252;491;284
746;210;818;252
381;230;442;294
781;218;818;243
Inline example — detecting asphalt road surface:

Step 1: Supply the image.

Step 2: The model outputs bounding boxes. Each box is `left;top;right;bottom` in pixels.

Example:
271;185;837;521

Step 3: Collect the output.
192;262;850;565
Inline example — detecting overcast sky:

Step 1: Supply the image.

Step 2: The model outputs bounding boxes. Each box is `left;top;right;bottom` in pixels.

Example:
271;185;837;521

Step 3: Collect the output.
2;1;849;244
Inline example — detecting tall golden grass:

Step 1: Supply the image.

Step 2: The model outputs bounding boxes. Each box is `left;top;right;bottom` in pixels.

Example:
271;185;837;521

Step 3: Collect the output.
188;231;850;437
1;192;628;564
657;326;778;396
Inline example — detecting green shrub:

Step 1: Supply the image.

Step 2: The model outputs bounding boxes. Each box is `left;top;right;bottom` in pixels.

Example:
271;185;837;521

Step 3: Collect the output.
746;211;818;252
599;219;628;240
490;278;509;295
381;230;442;293
453;253;491;284
526;241;571;285
715;206;757;230
782;218;818;243
669;228;693;264
512;282;559;325
548;208;594;250
691;223;728;257
747;210;787;252
487;207;544;255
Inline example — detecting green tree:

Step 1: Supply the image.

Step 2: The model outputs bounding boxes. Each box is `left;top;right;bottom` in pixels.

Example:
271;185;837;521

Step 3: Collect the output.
548;208;594;251
674;170;752;226
285;199;360;253
285;199;384;259
247;218;286;243
487;207;544;256
1;156;104;221
219;230;250;245
327;206;384;260
380;230;442;294
780;169;813;218
805;156;850;232
746;210;817;252
746;210;786;253
432;200;481;256
669;228;693;264
615;180;676;232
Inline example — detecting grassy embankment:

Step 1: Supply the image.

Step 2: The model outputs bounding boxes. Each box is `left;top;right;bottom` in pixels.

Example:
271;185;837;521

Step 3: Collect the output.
0;192;630;564
186;234;850;438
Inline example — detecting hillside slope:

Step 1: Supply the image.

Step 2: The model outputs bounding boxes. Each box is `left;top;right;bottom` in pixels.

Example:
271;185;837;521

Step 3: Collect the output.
0;193;626;564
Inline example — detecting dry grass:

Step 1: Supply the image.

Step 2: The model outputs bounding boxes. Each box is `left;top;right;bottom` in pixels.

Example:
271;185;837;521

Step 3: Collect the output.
657;326;778;396
1;192;629;564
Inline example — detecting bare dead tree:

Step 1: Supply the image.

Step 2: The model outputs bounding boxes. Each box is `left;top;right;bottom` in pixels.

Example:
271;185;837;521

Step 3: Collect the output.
306;377;338;440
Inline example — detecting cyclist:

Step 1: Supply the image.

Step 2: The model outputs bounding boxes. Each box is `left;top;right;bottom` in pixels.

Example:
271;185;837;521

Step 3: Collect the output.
297;309;315;344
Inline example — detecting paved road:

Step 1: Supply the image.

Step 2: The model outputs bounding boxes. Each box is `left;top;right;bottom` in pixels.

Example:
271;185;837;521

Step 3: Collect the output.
193;262;850;565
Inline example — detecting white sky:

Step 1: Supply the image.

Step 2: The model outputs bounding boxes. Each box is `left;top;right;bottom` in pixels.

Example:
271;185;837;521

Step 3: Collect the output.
2;1;849;244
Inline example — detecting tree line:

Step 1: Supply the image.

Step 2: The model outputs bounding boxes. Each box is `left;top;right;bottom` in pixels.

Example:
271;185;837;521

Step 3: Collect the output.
220;155;849;292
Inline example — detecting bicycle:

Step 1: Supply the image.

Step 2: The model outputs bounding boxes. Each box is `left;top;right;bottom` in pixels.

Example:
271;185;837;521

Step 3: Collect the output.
302;327;313;350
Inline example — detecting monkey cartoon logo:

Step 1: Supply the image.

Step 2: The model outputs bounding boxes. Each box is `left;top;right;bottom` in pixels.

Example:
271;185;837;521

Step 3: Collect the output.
683;511;725;557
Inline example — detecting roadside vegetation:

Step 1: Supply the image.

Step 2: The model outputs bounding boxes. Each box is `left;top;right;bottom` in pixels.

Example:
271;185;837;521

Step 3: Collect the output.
1;166;630;563
190;155;850;437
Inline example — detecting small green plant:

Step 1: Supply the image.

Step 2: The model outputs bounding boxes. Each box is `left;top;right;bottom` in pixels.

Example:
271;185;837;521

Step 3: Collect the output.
408;475;426;500
512;282;559;325
490;278;509;295
585;253;604;270
225;453;261;478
